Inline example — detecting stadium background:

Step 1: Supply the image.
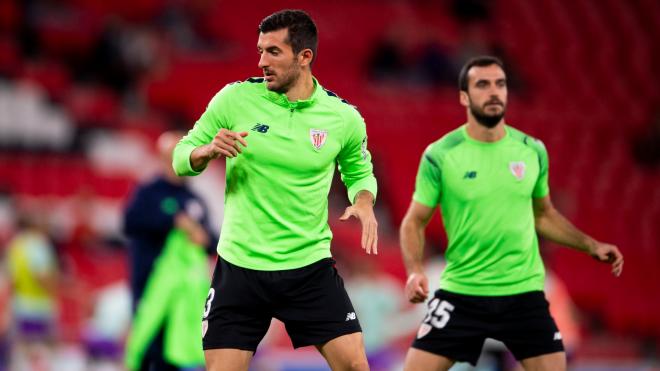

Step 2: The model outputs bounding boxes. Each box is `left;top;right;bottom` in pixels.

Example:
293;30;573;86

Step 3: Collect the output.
0;0;658;369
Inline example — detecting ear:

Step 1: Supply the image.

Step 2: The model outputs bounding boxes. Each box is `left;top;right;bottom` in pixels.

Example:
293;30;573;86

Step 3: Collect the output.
459;91;469;107
298;48;314;67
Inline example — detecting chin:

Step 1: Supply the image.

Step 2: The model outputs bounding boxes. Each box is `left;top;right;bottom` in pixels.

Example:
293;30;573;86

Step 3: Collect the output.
266;82;281;92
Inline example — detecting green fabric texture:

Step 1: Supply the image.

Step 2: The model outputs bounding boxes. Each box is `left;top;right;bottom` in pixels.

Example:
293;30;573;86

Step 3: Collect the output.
414;125;550;296
173;77;377;270
124;229;209;370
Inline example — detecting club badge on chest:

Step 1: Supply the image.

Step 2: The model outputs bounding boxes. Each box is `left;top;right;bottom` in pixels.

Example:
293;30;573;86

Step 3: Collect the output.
509;161;526;181
310;129;328;150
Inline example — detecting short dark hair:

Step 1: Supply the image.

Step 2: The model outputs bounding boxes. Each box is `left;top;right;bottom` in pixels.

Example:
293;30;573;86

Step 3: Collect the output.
258;9;318;63
458;56;505;92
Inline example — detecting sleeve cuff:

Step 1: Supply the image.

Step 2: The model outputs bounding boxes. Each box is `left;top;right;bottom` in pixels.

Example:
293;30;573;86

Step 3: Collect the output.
412;194;437;208
173;143;203;176
347;177;377;205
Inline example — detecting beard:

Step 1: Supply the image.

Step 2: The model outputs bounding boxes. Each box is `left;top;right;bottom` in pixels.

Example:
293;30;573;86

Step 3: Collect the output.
469;101;505;128
265;62;300;94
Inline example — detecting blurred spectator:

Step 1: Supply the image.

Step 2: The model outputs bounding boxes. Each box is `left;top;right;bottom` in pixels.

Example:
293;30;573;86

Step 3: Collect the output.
87;18;160;94
367;22;454;88
5;211;59;370
367;29;408;83
122;131;215;370
411;37;455;87
124;229;209;371
631;110;660;169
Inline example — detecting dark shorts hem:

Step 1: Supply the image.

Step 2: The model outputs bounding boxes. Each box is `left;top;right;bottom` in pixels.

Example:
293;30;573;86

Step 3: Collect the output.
202;342;258;352
411;342;479;366
292;328;362;349
512;345;565;361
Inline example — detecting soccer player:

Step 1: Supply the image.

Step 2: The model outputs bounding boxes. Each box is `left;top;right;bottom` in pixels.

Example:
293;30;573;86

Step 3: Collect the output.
400;56;624;371
172;9;377;371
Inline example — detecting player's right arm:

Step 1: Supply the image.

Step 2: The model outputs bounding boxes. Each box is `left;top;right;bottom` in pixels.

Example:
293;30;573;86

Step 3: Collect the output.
188;129;248;172
401;147;442;304
172;84;248;176
400;201;435;304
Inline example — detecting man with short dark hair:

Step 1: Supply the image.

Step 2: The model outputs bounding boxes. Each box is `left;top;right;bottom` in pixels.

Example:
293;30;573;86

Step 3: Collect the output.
173;9;377;371
400;55;624;371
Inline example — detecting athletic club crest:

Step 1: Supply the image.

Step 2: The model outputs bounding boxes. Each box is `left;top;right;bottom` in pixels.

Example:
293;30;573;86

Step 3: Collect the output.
310;129;328;150
417;323;432;339
509;161;526;180
202;320;208;338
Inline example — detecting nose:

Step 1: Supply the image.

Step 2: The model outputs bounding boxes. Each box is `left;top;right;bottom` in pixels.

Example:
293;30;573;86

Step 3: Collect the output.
258;52;268;69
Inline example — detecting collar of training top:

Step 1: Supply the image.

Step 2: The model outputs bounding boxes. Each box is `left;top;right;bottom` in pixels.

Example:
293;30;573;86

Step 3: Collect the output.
262;77;322;110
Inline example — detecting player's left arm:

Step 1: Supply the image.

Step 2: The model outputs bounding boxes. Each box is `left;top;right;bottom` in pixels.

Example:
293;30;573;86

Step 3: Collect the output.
533;195;624;277
337;109;378;255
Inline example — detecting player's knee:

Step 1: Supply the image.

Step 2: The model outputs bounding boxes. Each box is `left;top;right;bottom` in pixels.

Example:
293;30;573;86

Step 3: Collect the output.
347;358;370;371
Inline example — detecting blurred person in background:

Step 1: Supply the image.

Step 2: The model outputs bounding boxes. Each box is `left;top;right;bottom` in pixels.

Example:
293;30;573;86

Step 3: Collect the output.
173;9;378;371
5;212;59;370
399;56;624;371
123;130;215;371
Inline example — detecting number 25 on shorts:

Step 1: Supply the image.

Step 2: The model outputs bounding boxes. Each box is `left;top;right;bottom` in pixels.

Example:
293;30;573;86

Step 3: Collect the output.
418;298;455;339
425;298;455;328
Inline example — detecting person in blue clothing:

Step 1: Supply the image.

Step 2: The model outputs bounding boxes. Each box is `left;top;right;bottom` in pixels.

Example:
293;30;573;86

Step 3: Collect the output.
123;130;216;371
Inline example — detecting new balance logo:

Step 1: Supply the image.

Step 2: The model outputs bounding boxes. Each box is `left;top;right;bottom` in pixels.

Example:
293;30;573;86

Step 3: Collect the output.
554;331;562;341
345;312;356;321
251;123;269;133
463;171;477;179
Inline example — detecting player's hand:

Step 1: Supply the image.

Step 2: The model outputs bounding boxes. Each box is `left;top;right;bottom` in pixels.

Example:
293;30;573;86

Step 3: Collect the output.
206;128;249;159
405;272;429;303
588;241;624;277
339;192;378;255
175;213;209;247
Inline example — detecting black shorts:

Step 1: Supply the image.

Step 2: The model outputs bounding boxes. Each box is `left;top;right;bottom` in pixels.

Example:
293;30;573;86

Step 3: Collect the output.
412;289;564;366
202;256;361;351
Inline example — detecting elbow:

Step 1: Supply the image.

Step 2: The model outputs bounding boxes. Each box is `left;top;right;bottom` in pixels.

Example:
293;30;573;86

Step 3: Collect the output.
400;215;418;236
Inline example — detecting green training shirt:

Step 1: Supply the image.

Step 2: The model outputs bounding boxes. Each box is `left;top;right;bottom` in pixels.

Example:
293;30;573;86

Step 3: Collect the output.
414;125;549;296
173;77;377;270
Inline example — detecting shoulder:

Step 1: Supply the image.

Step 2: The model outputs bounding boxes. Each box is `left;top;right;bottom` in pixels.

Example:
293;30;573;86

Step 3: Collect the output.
426;127;466;159
419;127;465;170
318;86;363;123
507;125;547;157
210;77;264;102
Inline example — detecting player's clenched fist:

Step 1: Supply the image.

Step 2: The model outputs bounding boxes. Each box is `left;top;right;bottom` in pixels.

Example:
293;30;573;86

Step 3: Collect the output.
207;129;249;159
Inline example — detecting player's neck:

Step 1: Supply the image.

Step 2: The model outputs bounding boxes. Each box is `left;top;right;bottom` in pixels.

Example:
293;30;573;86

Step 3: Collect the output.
285;72;314;102
466;119;506;142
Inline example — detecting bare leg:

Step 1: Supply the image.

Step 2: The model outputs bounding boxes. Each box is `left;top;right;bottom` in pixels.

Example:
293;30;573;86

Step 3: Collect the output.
204;348;253;371
520;351;566;371
315;332;369;371
403;348;454;371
